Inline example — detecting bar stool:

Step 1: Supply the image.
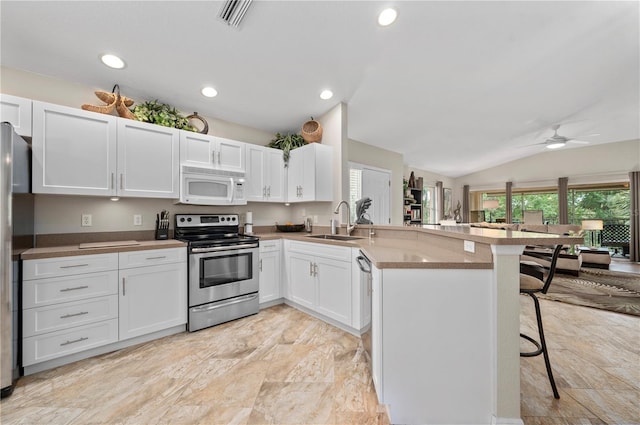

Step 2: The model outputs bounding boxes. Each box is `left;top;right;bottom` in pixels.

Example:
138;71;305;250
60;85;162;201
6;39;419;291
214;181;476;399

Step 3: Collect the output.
520;244;563;399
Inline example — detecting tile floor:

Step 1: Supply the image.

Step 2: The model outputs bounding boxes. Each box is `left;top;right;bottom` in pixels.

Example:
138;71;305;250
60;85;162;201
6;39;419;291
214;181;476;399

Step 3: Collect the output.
1;294;638;425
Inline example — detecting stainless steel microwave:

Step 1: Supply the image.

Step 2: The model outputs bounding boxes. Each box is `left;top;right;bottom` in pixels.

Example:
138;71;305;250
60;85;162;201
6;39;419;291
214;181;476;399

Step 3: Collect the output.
179;165;247;206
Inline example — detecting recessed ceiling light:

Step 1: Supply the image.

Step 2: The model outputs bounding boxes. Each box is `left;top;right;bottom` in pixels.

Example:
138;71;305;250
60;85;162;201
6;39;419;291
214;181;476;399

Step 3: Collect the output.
378;8;397;26
201;87;218;98
320;90;333;100
100;54;126;69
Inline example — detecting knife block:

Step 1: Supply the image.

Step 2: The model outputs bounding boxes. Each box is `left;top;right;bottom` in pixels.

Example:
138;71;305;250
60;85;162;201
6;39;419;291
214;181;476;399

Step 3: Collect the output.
155;219;169;240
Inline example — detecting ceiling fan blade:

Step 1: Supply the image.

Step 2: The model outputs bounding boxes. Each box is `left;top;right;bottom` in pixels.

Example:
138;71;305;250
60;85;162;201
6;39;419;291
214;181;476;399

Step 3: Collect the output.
567;140;590;145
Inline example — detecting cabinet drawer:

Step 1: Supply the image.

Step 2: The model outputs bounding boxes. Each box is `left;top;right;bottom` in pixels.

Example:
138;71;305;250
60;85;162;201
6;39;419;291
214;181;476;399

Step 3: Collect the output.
23;253;118;280
118;248;186;269
23;270;118;309
288;240;352;262
259;240;281;253
23;295;118;338
23;319;118;366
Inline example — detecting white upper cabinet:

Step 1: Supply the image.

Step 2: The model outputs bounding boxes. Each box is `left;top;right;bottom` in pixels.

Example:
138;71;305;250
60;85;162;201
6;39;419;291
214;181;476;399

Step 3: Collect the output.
245;144;285;202
32;101;180;198
179;132;245;172
117;119;179;198
0;94;32;137
286;143;333;203
32;101;117;196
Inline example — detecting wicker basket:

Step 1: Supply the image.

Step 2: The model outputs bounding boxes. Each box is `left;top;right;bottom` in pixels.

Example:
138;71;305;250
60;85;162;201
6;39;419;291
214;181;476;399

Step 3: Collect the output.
301;119;323;143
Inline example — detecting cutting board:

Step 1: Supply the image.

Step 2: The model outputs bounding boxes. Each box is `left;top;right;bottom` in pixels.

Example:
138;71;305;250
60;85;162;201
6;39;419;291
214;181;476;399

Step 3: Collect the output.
79;240;140;249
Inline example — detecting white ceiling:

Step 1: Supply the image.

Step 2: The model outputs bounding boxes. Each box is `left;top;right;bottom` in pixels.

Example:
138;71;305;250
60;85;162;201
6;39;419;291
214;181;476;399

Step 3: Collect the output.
1;1;638;177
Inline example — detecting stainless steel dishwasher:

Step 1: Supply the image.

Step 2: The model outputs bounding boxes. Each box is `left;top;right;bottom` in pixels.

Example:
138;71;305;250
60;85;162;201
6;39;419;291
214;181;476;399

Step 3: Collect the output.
356;251;372;365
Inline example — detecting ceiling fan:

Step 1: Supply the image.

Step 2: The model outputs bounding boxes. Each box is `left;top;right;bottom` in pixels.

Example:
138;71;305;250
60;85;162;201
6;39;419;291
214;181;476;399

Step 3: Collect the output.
535;125;590;150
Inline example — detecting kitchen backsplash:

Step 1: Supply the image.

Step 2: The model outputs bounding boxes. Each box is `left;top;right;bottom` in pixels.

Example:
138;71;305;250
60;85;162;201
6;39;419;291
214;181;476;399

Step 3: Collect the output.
33;194;300;235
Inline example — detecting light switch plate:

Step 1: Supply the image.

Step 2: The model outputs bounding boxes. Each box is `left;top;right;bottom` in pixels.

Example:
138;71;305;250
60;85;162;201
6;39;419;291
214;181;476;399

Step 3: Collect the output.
133;214;142;226
463;240;475;253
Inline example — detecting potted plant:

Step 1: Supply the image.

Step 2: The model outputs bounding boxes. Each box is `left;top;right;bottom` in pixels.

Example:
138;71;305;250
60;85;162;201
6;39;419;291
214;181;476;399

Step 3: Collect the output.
268;133;307;166
130;100;197;131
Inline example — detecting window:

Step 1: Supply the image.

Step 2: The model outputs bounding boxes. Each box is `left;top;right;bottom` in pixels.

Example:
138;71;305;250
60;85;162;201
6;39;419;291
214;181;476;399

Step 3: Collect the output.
422;186;435;224
512;188;558;224
349;168;362;224
568;184;630;224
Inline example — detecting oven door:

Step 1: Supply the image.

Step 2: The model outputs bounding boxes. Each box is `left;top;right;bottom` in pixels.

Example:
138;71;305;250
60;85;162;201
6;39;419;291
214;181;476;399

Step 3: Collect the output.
189;244;259;307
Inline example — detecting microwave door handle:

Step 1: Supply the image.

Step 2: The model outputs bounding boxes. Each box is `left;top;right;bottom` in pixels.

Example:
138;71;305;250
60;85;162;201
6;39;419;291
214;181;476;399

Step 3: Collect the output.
229;177;235;203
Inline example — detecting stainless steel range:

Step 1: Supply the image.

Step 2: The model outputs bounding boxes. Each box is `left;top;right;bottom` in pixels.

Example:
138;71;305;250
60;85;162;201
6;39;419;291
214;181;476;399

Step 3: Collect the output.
174;214;259;332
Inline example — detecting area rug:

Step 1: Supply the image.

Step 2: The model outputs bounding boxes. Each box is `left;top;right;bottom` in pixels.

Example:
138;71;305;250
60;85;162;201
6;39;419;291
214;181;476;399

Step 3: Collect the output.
539;268;640;317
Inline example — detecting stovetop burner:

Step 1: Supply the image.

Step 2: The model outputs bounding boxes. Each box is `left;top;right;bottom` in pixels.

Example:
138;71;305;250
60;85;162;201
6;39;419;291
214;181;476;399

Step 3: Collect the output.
174;213;258;248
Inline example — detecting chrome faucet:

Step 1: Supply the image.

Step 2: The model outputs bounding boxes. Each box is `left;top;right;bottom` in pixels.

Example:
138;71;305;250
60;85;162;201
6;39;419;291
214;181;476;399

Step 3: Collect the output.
333;200;356;235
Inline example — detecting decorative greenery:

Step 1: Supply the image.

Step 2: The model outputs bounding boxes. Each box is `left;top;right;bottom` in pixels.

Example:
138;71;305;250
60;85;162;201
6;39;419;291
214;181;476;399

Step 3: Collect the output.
131;100;196;131
267;133;307;166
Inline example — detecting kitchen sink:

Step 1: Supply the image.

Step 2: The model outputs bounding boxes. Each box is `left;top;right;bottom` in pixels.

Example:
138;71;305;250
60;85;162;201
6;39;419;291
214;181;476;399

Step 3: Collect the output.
306;234;364;241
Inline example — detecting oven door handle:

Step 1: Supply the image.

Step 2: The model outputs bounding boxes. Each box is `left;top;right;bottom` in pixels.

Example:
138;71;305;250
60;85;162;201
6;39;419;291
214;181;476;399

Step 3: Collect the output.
191;293;258;312
191;243;259;253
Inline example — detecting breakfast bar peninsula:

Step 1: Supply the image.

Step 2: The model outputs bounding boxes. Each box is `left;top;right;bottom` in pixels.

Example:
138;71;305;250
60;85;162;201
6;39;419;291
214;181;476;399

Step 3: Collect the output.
352;224;582;425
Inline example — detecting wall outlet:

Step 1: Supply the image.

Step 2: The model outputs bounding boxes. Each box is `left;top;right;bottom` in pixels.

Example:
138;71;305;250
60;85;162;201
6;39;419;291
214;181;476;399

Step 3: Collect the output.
81;214;92;227
133;214;142;226
463;240;475;253
301;208;306;217
313;215;318;224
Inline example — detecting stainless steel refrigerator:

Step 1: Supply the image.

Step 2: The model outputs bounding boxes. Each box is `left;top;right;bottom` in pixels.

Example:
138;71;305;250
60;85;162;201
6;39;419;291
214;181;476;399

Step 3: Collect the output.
1;122;34;398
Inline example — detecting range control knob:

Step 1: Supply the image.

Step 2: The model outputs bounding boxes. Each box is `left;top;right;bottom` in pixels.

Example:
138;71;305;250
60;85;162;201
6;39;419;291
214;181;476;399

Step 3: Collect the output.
179;217;185;222
187;217;192;222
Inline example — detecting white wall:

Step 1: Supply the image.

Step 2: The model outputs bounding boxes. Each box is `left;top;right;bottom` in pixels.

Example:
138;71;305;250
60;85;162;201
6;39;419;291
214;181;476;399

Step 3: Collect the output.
455;139;640;191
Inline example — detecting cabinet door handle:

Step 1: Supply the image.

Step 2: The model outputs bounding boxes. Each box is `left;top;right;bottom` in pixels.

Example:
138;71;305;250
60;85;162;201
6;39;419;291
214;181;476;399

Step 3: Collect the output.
60;311;89;319
122;277;126;296
263;186;266;197
314;263;318;277
212;151;216;164
267;186;271;197
60;336;88;347
60;285;89;292
111;172;115;190
309;261;313;276
145;256;166;260
259;259;263;272
60;264;89;269
120;173;124;190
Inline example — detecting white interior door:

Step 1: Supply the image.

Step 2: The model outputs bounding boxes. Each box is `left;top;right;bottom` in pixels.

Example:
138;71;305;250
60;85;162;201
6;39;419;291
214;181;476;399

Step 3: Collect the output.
359;166;391;225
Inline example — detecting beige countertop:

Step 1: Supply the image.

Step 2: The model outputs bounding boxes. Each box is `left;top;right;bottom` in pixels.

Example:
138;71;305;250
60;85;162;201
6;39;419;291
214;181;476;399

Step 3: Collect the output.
21;225;581;269
21;239;186;260
257;224;583;269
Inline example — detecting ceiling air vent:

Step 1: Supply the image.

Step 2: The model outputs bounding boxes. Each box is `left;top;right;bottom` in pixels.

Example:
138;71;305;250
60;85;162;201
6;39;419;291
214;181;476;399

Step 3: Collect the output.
218;0;252;28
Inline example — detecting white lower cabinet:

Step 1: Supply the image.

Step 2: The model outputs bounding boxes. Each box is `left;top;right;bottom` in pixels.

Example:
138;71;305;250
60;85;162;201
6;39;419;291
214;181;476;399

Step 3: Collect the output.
315;256;351;324
285;240;352;327
22;253;119;366
23;247;187;369
288;252;316;310
259;240;281;304
118;249;187;341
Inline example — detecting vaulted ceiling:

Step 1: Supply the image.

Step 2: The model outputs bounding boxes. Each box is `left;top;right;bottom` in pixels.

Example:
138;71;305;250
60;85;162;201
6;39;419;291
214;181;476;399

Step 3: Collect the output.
1;1;638;177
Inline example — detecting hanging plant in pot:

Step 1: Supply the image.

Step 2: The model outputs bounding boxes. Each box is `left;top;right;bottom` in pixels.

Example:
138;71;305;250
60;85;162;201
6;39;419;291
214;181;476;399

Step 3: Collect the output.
268;133;307;167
